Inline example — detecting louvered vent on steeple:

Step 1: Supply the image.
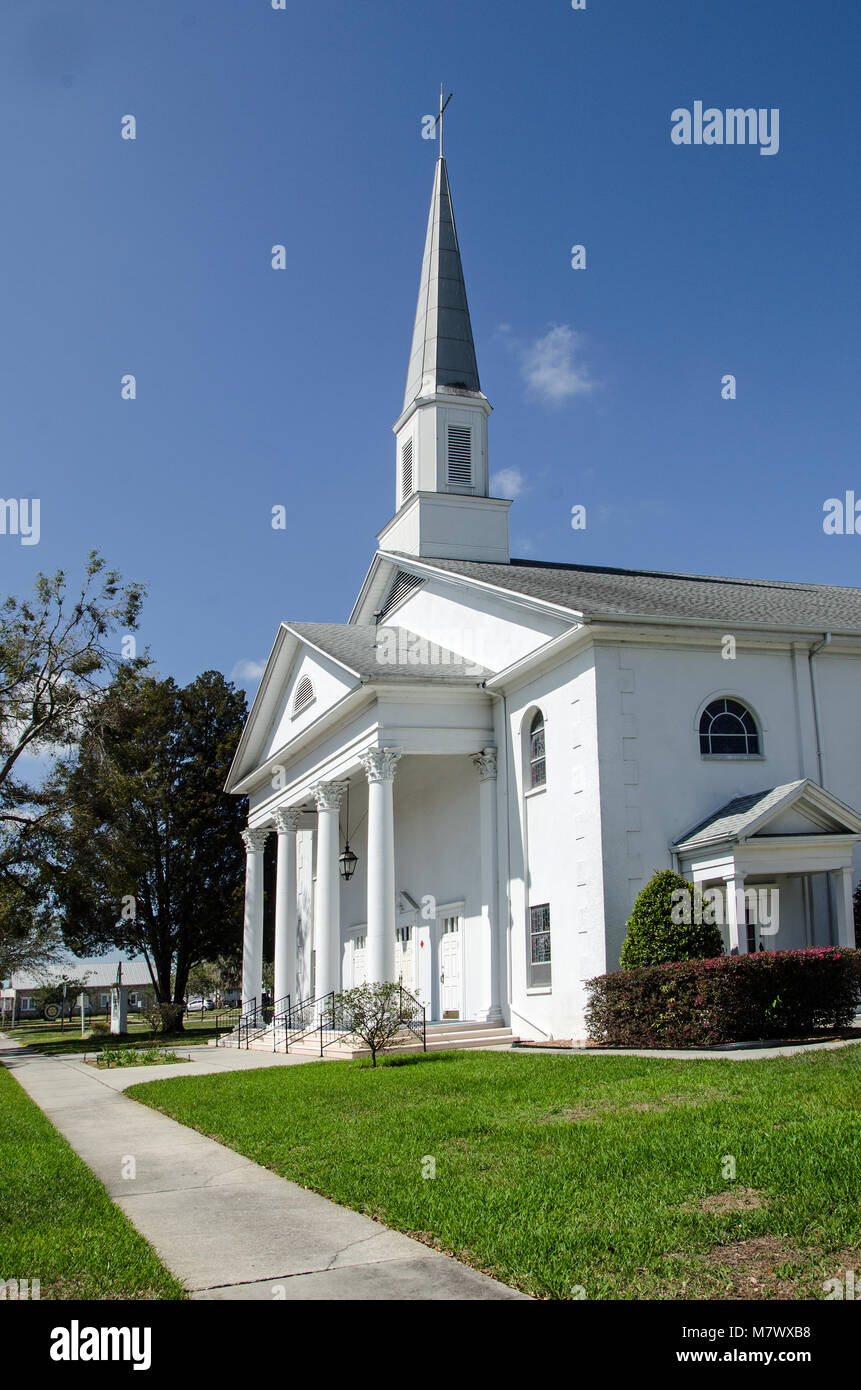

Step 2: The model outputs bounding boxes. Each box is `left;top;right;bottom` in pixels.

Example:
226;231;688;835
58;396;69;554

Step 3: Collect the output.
380;569;423;618
446;424;472;487
400;438;414;506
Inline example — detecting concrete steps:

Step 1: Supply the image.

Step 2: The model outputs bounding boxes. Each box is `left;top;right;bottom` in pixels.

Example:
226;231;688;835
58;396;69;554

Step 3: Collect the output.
215;1019;517;1060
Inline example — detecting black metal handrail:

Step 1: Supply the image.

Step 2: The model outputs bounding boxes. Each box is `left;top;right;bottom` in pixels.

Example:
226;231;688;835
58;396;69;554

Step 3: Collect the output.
270;994;292;1051
214;997;257;1048
272;985;427;1058
272;989;340;1050
398;983;427;1052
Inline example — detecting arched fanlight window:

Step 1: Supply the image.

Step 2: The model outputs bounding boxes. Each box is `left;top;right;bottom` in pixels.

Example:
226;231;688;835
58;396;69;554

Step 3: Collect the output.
699;698;760;756
529;710;546;787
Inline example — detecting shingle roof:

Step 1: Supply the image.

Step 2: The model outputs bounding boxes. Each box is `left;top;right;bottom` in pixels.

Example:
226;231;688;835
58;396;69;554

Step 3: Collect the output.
9;959;156;991
287;621;491;683
394;555;861;632
674;782;808;850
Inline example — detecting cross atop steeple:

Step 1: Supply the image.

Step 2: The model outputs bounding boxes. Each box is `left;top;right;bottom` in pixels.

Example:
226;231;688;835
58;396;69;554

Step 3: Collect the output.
433;86;453;159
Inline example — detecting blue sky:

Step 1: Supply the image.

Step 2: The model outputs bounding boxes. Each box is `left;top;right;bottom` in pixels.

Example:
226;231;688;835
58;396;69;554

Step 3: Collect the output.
2;0;860;694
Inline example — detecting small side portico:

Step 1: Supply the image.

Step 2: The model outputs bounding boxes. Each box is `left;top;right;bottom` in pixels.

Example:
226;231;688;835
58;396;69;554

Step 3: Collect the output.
674;779;861;955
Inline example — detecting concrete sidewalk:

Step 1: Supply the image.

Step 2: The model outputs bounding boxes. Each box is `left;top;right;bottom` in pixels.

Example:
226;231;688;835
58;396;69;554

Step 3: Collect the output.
0;1038;526;1301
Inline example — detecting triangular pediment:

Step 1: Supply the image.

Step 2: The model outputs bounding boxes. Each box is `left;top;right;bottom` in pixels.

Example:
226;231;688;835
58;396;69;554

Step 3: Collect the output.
675;779;861;852
756;803;847;836
224;625;362;793
349;550;577;677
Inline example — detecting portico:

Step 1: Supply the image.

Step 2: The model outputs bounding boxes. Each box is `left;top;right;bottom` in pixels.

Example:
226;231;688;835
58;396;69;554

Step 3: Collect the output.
674;780;861;955
236;722;503;1025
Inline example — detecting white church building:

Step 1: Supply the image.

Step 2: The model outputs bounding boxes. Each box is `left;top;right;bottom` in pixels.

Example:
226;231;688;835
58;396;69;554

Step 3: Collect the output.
225;151;861;1042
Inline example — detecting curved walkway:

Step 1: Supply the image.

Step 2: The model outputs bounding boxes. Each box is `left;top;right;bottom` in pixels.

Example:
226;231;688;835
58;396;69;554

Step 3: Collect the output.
0;1038;526;1301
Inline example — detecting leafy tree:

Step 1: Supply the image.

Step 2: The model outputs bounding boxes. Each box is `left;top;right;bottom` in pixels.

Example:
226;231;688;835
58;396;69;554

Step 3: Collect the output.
0;553;145;977
334;982;415;1067
0;905;64;983
46;667;248;1030
620;869;724;970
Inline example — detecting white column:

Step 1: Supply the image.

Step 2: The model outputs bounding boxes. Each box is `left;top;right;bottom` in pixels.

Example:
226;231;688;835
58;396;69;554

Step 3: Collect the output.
724;869;748;954
835;866;856;948
361;748;402;985
273;808;302;1006
241;827;269;1013
474;747;502;1021
312;782;347;998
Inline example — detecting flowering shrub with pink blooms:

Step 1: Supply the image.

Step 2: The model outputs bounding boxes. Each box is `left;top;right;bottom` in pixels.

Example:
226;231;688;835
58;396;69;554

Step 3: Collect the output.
585;947;861;1047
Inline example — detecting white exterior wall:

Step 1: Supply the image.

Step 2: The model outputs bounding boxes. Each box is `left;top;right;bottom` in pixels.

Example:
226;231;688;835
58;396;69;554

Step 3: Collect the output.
813;651;861;851
503;647;605;1041
593;637;861;967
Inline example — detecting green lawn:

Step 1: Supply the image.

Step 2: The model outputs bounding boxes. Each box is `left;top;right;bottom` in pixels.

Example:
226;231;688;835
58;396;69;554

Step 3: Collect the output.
3;1013;223;1056
0;1066;184;1299
130;1046;861;1300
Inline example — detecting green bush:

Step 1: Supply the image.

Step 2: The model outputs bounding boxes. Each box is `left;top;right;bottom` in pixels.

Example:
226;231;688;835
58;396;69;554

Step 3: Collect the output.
586;947;861;1047
620;869;724;969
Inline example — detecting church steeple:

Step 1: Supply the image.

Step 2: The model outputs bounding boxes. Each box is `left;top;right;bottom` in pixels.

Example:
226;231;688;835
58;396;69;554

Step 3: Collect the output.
403;156;481;408
380;146;511;565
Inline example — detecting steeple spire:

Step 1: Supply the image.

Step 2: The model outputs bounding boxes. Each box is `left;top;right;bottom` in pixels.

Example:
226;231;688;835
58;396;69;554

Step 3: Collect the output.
403;151;481;411
382;126;509;566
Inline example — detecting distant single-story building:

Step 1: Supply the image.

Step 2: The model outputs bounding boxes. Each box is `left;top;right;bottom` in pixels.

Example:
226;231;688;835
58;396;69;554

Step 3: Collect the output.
0;960;156;1025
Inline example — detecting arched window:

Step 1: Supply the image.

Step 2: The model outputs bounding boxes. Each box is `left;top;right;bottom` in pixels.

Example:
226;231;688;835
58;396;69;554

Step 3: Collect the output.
292;675;315;716
529;710;546;787
699;698;760;756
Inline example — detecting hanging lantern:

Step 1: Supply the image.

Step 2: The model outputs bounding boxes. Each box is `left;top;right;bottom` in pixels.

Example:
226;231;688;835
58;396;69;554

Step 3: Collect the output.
339;783;357;880
339;842;358;881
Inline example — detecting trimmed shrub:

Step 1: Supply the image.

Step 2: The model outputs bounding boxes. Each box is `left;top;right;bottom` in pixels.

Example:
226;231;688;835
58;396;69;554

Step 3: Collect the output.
620;869;724;969
585;947;861;1048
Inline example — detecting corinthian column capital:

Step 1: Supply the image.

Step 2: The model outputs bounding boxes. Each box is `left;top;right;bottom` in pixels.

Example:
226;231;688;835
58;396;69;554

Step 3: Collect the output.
360;747;403;784
473;747;498;782
273;807;303;834
242;826;270;855
311;781;348;812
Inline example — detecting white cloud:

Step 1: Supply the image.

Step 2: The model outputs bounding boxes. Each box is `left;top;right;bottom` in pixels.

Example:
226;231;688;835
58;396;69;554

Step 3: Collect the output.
230;658;265;687
490;467;525;500
520;324;593;404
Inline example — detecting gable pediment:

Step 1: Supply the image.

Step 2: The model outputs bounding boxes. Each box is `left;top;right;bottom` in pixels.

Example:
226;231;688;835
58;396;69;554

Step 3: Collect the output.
756;804;847;836
675;779;861;852
350;550;575;675
260;648;357;763
224;625;362;793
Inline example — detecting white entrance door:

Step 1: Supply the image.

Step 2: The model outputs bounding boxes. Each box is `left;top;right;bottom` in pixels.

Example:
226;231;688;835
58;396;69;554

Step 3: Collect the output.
351;932;367;988
439;914;462;1018
395;923;416;993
